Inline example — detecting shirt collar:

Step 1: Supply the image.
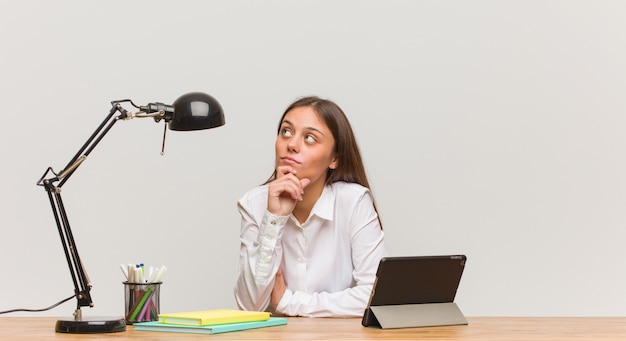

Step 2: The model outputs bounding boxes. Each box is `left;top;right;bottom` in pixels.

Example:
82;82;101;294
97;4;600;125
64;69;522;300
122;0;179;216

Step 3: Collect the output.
308;184;335;222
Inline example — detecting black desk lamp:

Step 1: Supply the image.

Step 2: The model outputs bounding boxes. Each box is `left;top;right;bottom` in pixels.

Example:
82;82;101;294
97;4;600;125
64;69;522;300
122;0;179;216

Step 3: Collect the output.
36;92;225;333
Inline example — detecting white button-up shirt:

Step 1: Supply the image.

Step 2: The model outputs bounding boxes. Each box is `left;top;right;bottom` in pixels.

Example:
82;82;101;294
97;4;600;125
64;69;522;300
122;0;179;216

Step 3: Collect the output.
234;181;388;317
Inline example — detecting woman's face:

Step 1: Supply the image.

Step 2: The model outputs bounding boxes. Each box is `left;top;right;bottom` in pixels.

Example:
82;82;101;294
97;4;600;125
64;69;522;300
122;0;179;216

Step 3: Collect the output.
275;106;337;186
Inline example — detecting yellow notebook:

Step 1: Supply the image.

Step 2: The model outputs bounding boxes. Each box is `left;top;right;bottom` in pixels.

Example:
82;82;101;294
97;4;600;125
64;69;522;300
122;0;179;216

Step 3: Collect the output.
158;309;270;326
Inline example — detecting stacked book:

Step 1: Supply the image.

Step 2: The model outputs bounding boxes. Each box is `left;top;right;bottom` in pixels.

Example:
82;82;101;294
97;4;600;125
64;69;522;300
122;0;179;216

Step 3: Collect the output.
133;309;287;335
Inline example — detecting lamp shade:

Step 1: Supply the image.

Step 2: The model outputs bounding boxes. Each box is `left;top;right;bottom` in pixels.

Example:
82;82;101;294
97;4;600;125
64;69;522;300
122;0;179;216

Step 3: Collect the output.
169;92;225;131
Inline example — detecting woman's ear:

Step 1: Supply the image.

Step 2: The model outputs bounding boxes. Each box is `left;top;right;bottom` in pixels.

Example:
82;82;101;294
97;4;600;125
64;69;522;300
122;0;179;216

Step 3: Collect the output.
329;157;338;170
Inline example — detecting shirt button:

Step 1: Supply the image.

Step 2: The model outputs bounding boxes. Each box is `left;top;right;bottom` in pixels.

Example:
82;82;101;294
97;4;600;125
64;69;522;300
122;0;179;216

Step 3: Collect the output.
298;257;306;263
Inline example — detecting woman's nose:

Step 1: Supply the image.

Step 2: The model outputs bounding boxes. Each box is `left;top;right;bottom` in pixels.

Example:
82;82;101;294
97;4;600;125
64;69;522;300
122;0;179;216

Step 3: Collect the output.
287;137;300;152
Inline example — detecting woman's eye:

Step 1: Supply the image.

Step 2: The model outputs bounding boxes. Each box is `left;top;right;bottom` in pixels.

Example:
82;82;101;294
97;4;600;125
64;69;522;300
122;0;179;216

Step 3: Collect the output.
305;134;317;143
281;128;292;137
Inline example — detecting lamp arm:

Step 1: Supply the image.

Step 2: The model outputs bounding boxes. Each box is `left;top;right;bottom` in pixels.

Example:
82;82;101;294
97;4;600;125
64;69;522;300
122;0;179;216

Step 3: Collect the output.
36;102;131;315
58;104;126;187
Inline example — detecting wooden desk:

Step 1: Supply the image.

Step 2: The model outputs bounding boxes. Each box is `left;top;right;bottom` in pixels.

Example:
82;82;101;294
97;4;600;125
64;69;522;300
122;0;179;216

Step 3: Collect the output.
1;317;625;340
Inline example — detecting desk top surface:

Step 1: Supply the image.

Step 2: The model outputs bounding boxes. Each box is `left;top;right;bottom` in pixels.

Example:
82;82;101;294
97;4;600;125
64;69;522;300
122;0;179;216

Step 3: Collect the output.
1;316;626;340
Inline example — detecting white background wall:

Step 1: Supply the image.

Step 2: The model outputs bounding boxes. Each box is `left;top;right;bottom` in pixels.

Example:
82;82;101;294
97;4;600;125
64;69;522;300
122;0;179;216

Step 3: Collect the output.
1;0;625;318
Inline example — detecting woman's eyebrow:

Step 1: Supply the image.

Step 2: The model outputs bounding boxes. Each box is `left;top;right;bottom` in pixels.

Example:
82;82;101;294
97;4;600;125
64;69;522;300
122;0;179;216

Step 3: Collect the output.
306;126;325;136
282;119;325;136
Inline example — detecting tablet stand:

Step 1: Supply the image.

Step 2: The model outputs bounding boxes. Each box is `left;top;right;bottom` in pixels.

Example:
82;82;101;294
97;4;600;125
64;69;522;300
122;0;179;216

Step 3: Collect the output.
365;302;467;329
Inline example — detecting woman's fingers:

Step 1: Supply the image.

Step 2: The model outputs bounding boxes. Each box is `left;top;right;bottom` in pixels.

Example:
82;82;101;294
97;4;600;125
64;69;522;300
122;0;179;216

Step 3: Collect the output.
268;167;310;216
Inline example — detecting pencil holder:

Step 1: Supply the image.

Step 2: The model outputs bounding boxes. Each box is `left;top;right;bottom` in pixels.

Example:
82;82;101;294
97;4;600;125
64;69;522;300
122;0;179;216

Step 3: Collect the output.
123;281;162;324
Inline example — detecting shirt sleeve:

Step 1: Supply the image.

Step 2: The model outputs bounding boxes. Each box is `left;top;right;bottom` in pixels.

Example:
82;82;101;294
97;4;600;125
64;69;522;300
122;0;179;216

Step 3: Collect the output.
275;189;388;317
234;193;289;312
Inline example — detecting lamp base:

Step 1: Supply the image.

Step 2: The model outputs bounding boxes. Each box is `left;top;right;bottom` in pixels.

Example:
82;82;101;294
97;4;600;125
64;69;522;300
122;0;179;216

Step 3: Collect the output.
55;316;126;333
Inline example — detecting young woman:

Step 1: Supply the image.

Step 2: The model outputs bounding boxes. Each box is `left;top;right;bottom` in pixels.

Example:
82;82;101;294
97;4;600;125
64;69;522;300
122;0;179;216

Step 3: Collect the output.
234;96;388;317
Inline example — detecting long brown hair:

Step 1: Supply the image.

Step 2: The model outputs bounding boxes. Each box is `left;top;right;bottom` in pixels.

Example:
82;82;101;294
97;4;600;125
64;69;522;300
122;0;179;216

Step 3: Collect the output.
267;96;383;228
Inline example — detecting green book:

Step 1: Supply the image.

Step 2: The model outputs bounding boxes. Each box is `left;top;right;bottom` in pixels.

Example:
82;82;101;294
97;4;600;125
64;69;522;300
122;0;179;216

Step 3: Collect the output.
133;317;288;335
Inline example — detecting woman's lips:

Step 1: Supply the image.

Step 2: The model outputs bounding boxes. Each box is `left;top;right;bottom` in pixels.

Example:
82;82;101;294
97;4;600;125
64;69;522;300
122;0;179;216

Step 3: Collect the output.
281;156;301;165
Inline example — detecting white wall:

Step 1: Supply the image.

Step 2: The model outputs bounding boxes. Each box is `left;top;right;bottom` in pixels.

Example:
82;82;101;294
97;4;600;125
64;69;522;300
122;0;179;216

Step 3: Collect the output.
1;0;625;318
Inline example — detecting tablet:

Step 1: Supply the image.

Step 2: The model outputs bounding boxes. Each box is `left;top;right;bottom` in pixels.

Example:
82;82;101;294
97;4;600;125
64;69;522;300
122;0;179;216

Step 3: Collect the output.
361;255;467;328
